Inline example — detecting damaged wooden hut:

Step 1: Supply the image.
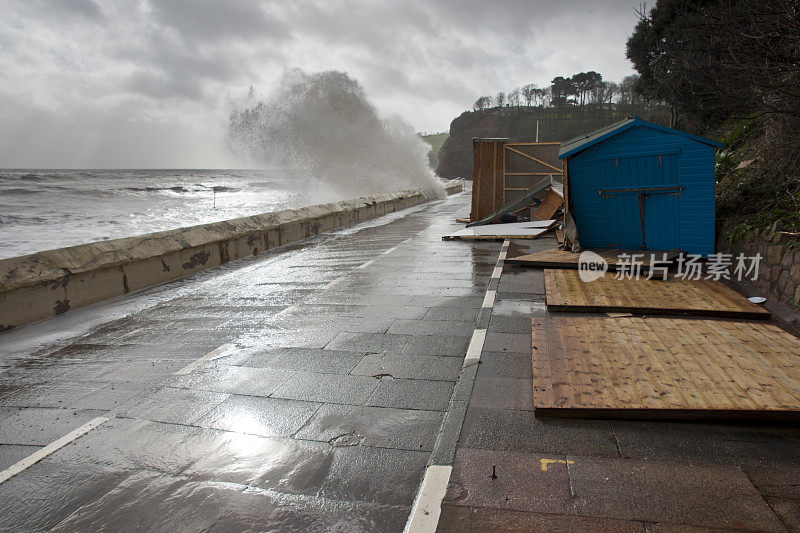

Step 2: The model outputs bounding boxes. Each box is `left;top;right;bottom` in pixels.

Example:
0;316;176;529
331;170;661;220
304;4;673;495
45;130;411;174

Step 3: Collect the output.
558;117;722;255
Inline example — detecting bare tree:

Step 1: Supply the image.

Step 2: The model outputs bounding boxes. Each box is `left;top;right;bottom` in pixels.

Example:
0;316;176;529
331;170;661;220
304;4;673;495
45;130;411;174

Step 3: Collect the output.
521;84;537;106
493;92;506;107
508;87;521;107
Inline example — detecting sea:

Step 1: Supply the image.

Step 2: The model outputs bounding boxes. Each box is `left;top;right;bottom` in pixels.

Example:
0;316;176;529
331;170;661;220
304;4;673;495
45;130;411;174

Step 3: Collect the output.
0;169;345;260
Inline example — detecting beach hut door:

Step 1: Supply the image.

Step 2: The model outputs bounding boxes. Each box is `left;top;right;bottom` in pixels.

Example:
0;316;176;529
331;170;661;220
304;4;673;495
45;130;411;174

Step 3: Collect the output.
602;154;681;250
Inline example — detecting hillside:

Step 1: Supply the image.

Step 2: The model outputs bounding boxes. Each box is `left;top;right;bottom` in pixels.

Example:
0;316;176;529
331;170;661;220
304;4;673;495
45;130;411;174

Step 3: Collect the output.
421;132;449;169
435;106;667;180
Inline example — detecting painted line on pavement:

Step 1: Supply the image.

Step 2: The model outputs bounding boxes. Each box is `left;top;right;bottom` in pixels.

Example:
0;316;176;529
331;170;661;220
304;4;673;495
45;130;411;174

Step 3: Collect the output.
403;464;452;533
502;239;510;248
323;277;345;289
174;344;234;375
498;250;507;260
382;245;398;255
463;328;486;367
357;258;376;269
274;303;300;319
492;266;503;279
0;416;109;485
482;290;496;308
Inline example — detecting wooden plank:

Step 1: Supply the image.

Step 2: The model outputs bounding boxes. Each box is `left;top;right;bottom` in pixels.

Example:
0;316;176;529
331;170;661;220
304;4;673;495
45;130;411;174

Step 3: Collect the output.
505;146;563;173
506;248;679;269
507;142;562;146
543;269;769;319
533;189;564;220
531;316;800;420
504;172;558;176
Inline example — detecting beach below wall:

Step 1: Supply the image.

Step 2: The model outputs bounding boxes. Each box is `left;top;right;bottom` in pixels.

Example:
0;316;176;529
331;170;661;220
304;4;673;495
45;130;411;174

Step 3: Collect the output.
0;182;462;331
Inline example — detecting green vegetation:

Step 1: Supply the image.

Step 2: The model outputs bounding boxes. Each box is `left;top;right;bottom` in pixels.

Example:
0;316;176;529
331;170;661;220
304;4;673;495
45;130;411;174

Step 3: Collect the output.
421;132;449;169
626;0;800;232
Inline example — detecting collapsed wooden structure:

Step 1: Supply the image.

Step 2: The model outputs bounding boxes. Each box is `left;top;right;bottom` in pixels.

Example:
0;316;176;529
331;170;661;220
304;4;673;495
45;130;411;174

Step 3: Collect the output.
470;139;563;224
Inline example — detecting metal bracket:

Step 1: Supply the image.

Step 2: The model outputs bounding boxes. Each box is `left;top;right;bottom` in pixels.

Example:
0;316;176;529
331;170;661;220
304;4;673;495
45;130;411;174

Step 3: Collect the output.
599;185;685;199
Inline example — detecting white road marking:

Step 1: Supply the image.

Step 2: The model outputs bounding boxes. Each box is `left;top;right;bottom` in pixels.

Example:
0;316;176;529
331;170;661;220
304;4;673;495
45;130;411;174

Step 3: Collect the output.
324;277;344;289
482;290;496;308
403;464;452;533
492;266;503;279
502;239;510;247
463;328;486;367
402;237;413;244
0;416;109;485
174;344;234;375
382;245;398;255
498;251;507;260
274;303;300;319
357;258;376;269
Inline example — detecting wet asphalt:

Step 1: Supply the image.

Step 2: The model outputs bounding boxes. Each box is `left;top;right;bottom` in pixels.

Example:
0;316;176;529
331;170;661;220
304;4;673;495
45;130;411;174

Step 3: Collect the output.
0;191;494;532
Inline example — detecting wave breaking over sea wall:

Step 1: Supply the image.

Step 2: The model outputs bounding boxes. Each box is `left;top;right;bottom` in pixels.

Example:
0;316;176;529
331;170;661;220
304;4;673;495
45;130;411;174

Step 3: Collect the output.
226;69;444;199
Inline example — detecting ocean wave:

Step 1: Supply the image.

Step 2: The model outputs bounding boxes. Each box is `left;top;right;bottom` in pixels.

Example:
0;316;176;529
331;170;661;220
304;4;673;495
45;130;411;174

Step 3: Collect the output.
0;187;44;195
0;214;48;225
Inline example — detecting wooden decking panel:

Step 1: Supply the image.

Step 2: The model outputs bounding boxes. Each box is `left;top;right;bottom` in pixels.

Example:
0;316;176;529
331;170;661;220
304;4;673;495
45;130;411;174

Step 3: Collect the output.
544;269;770;319
506;248;678;269
532;316;800;419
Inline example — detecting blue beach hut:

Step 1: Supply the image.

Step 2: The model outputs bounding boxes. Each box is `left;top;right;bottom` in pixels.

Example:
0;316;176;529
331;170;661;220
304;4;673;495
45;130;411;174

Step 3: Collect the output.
559;117;722;256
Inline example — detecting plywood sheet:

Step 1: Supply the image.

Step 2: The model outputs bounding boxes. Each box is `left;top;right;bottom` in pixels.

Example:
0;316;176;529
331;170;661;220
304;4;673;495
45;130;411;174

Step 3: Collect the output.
443;220;556;241
532;316;800;419
544;269;770;319
507;248;679;269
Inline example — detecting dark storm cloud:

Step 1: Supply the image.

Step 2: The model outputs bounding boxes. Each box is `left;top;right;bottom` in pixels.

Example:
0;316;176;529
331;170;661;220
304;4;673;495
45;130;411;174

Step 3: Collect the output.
0;0;641;166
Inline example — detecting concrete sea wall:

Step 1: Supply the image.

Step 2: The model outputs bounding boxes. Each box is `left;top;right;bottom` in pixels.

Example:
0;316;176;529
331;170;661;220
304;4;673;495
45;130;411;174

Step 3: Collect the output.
0;183;461;331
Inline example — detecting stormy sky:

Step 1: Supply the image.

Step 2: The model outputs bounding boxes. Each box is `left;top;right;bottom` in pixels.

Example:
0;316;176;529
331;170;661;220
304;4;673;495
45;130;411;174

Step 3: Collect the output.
0;0;640;168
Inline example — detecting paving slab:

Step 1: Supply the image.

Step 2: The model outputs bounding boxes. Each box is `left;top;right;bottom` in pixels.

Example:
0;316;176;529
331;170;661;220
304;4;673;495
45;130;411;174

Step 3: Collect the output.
120;387;229;425
469;377;534;411
271;372;380;405
295;403;442;450
194;395;322;437
255;348;365;374
324;332;412;354
477;352;532;379
567;455;784;531
351;353;462;381
0;407;105;445
401;334;472;357
482;332;532;355
0;443;42;470
611;421;736;464
367;378;454;411
437;505;647;533
170;365;294;397
444;448;573;515
458;407;619;457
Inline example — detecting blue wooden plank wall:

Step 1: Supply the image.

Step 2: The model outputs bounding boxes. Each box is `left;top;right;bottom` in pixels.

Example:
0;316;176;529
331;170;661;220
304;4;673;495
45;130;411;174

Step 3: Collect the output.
568;125;716;256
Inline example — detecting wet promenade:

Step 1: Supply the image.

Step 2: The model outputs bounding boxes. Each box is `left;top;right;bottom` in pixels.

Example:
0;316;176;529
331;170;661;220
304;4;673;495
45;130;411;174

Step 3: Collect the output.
0;191;493;531
2;190;800;531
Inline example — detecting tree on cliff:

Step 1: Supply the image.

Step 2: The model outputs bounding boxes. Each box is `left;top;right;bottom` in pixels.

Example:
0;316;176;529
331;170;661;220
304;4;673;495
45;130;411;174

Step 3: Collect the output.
521;84;537;106
493;92;507;107
473;96;492;111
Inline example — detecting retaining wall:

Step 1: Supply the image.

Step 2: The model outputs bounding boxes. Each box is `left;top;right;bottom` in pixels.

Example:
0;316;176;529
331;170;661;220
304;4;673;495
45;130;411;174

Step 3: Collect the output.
717;220;800;311
0;183;461;331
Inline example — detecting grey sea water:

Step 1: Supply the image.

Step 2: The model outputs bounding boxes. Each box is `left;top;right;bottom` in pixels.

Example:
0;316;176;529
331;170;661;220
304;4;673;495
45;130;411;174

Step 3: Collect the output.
0;169;346;259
